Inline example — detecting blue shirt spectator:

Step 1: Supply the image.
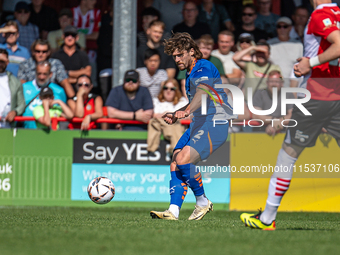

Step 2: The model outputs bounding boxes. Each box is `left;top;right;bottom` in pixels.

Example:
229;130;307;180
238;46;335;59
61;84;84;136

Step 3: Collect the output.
0;42;30;76
0;2;39;50
22;79;66;129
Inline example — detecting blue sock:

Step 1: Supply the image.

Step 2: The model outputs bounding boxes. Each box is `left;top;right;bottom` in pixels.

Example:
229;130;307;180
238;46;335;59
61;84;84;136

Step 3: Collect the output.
169;170;187;208
177;163;204;196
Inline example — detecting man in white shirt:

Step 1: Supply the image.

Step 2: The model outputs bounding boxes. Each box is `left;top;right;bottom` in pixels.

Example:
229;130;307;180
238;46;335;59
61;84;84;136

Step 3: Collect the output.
211;30;242;85
267;17;303;87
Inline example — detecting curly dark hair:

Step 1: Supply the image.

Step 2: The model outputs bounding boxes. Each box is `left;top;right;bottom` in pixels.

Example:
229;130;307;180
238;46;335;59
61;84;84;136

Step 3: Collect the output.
164;32;202;59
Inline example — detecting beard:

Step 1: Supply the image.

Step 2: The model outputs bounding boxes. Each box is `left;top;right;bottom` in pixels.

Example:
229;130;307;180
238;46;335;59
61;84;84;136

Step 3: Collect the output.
37;78;51;87
0;61;7;73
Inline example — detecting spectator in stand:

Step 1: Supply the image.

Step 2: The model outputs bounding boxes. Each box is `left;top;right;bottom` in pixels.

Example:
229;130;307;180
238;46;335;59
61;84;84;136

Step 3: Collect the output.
137;21;176;79
280;0;313;20
290;6;310;42
267;17;303;87
172;2;211;40
28;0;60;40
18;39;75;98
33;86;73;130
152;0;185;34
147;78;188;156
52;25;91;86
0;49;25;128
211;30;242;85
22;61;67;129
72;0;101;85
106;70;153;131
177;34;226;96
137;48;168;98
48;8;86;54
198;0;234;43
235;33;256;62
0;21;30;76
72;0;101;41
233;40;281;100
252;70;294;136
68;75;103;130
137;7;171;47
254;0;280;38
233;4;269;43
97;2;113;103
0;2;39;50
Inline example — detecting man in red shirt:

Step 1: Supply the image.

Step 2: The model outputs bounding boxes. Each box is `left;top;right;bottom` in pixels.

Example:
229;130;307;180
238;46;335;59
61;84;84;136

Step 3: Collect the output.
240;0;340;230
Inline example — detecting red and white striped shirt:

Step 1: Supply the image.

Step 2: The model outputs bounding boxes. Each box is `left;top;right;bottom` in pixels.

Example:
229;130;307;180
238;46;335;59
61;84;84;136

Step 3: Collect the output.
303;3;340;101
72;6;101;35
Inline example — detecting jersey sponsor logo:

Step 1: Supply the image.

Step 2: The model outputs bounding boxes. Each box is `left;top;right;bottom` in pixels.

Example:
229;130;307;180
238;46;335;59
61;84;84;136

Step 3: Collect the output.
322;18;332;27
197;68;203;72
194;76;208;85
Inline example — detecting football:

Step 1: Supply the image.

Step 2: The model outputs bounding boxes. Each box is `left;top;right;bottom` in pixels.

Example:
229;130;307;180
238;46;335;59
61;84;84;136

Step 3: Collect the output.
87;177;115;204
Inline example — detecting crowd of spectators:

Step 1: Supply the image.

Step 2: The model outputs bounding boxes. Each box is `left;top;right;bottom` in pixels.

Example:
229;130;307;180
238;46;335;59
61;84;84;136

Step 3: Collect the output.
0;0;316;142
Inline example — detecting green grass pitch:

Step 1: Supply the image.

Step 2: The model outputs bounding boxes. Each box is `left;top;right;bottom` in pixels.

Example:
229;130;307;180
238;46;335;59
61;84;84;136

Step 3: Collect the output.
1;206;339;255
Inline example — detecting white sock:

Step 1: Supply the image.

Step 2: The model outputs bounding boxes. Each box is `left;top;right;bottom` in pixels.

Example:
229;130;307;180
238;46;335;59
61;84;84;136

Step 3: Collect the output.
168;204;180;218
260;148;296;224
196;194;208;207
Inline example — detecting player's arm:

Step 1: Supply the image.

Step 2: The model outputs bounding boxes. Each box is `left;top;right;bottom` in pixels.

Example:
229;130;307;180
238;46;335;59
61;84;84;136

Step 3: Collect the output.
295;30;340;76
187;83;209;114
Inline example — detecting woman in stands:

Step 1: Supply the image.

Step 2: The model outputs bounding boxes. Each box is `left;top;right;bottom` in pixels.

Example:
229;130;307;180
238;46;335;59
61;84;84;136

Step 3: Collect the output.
68;75;103;130
147;78;188;156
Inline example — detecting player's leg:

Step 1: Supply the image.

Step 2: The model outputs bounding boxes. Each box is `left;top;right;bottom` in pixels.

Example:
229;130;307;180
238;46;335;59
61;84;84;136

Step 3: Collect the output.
150;129;190;220
241;100;328;230
175;145;213;220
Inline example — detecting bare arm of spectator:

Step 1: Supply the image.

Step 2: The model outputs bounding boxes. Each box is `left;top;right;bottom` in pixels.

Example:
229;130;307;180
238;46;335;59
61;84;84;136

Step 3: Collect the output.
60;78;75;98
81;96;103;130
166;68;176;79
233;45;258;70
224;20;234;32
107;107;153;123
36;99;52;127
68;66;92;84
54;99;74;119
290;79;299;99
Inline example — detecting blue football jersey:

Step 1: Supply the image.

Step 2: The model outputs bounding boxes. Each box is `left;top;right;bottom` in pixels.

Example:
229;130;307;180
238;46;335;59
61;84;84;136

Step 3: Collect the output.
22;80;67;129
185;59;233;117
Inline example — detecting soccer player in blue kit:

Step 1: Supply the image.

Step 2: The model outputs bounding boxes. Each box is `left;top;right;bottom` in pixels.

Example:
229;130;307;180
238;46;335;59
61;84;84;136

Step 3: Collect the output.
150;32;234;220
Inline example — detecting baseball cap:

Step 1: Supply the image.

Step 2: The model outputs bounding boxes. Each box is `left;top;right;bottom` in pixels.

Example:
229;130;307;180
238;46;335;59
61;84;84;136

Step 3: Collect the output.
276;17;292;26
59;8;73;18
63;25;78;35
124;70;139;82
238;33;254;42
15;1;30;12
40;87;54;97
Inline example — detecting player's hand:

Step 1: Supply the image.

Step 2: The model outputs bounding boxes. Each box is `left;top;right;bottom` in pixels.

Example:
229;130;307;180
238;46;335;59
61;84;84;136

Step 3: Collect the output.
162;112;177;125
5;110;16;122
174;110;189;119
294;57;311;76
265;125;277;137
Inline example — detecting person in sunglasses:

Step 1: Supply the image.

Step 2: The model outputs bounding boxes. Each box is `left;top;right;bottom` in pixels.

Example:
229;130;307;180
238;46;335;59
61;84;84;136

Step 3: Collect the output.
68;74;103;130
0;20;30;77
48;8;86;54
18;39;75;99
52;25;91;86
0;2;39;51
105;70;153;131
147;78;188;156
267;17;303;88
233;4;269;43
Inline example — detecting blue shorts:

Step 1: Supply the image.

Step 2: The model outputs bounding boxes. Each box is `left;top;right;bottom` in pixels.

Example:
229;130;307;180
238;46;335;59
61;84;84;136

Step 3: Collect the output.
174;116;229;160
